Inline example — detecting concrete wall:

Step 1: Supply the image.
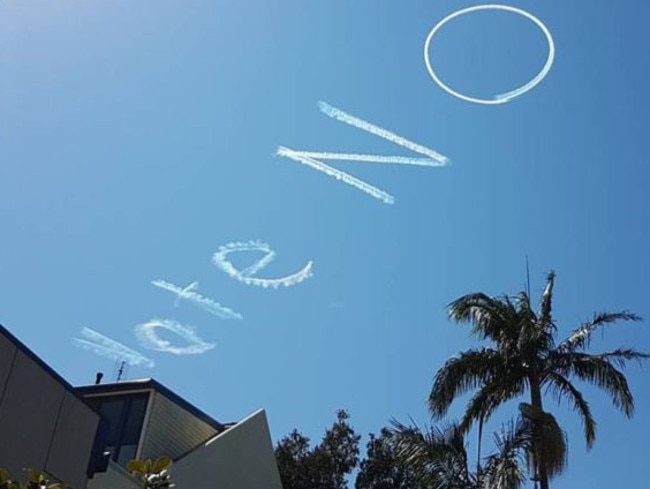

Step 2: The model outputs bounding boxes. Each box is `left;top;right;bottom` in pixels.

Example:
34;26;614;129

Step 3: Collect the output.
172;409;283;489
46;391;102;487
86;461;137;489
0;328;100;489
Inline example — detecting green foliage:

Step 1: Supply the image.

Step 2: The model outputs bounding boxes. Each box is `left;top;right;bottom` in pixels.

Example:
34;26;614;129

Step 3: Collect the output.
0;469;64;489
388;419;477;489
385;411;560;489
355;428;422;489
126;457;174;489
0;470;9;488
276;409;560;489
275;410;360;489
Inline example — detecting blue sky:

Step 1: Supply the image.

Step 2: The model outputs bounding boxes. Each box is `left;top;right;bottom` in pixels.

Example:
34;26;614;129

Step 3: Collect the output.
1;0;649;486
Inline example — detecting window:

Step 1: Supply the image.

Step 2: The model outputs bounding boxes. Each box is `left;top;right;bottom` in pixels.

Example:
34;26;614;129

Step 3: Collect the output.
87;393;150;467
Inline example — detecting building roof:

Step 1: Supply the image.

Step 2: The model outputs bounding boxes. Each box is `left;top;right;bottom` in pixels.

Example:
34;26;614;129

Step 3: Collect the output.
76;378;226;432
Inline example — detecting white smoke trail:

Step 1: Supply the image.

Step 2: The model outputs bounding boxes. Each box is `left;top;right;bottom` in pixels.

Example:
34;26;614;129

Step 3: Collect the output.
277;147;395;205
212;240;314;288
134;319;215;355
317;101;450;164
74;327;154;368
292;152;444;166
174;281;198;307
230;261;313;288
494;62;551;102
227;241;277;277
212;241;273;279
276;102;449;204
151;279;243;320
424;5;555;105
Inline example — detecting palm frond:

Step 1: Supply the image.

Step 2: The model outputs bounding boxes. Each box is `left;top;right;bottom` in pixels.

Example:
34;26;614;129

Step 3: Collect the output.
552;352;635;417
428;348;502;419
596;348;650;369
538;271;556;330
514;291;533;315
388;419;473;489
558;312;642;353
481;420;527;489
447;293;521;347
459;375;526;433
513;290;558;357
544;372;596;448
514;291;541;350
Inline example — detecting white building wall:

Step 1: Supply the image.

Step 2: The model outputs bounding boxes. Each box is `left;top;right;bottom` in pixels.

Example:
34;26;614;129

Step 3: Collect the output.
172;409;283;489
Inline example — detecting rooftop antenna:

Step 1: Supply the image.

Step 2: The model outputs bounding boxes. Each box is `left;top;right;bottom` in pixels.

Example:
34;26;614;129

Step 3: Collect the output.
525;255;531;298
113;360;128;382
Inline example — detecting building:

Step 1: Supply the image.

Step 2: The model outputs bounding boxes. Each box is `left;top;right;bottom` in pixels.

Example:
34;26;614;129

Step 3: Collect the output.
0;324;101;489
0;323;284;489
80;379;284;489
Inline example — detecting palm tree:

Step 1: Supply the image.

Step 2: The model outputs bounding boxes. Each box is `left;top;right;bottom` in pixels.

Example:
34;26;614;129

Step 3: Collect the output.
389;419;477;489
481;403;566;489
388;406;560;489
428;271;648;489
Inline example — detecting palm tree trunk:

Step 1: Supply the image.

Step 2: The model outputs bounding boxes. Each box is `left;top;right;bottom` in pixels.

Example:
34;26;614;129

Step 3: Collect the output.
476;415;484;487
530;375;549;489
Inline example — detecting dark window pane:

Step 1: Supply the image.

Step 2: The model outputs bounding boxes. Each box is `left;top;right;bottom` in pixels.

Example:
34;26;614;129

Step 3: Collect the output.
87;393;150;463
99;399;127;445
116;444;137;467
122;395;149;444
